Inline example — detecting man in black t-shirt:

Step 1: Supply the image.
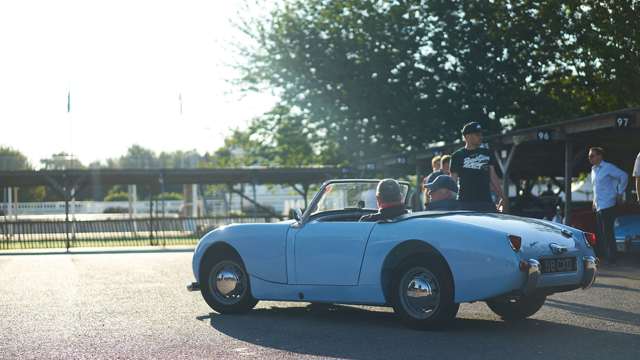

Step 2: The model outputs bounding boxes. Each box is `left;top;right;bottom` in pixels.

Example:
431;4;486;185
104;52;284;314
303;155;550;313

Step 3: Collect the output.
450;122;505;212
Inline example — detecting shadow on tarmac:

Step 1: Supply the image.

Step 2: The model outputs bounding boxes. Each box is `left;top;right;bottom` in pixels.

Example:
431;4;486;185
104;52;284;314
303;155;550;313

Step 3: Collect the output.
197;303;640;359
545;298;640;326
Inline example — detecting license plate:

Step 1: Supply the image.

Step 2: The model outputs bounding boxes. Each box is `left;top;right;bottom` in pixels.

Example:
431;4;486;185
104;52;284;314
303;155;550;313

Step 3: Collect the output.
540;257;577;273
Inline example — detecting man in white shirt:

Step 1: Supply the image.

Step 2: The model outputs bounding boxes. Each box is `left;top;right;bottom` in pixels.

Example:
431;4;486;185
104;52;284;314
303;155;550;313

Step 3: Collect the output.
589;147;628;265
634;152;640;204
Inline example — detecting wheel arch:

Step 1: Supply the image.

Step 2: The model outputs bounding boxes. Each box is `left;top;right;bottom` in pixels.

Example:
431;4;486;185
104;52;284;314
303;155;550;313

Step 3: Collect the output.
198;241;244;281
380;239;455;304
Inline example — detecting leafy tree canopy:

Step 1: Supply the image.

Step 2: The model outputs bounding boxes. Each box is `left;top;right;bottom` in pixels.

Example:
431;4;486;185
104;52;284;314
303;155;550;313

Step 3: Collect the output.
40;152;85;170
0;146;31;170
235;0;640;160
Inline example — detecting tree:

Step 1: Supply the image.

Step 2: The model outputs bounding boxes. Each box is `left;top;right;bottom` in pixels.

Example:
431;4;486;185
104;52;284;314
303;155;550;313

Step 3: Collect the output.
0;146;31;170
202;128;264;168
235;0;640;159
248;105;345;166
40;152;84;170
104;189;129;202
0;147;49;201
118;145;159;169
237;0;432;161
554;1;640;116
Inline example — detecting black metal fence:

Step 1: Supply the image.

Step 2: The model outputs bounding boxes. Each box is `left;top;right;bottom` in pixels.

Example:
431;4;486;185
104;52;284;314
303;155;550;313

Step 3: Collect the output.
0;216;282;250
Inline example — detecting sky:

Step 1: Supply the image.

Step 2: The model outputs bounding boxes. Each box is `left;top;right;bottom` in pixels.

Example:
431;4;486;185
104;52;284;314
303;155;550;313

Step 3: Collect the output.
0;0;277;168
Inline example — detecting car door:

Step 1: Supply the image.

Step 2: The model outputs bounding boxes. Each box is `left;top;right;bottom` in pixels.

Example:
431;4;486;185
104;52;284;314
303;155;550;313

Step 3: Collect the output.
289;221;376;286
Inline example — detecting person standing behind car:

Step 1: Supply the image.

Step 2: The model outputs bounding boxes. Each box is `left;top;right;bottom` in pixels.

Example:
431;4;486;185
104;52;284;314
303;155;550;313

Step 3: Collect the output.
423;155;452;208
425;175;461;211
450;122;505;212
589;147;628;265
422;155;442;208
429;155;442;175
425;155;451;184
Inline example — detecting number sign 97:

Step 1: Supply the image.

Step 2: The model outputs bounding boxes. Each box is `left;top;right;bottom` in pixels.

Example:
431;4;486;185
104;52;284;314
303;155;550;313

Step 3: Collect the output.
616;116;630;128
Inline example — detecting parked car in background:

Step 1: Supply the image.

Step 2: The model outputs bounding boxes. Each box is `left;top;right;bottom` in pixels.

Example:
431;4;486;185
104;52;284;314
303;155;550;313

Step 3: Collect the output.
615;214;640;253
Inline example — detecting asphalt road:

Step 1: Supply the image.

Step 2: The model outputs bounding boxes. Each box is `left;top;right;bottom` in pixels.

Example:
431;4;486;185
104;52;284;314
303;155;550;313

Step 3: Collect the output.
1;250;639;360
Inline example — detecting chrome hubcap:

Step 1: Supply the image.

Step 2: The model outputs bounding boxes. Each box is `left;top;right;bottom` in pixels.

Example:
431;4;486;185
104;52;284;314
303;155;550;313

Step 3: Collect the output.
209;261;246;305
216;269;240;296
400;267;440;319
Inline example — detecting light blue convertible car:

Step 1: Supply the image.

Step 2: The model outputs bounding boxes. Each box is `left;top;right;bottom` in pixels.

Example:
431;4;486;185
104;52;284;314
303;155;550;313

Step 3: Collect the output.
188;179;597;329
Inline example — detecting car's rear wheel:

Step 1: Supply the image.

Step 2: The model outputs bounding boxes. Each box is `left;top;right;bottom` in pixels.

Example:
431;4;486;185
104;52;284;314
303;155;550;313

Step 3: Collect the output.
391;255;458;330
486;295;546;321
200;254;258;314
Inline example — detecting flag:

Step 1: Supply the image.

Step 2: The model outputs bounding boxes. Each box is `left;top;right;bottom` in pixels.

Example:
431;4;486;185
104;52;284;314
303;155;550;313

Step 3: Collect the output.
67;90;71;113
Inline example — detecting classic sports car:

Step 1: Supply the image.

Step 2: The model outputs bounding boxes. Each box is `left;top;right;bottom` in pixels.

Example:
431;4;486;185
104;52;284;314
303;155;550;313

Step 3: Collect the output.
188;179;597;329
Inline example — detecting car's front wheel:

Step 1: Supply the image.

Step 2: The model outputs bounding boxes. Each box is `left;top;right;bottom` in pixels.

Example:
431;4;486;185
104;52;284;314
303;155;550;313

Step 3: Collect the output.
486;295;546;321
200;255;258;314
391;255;459;330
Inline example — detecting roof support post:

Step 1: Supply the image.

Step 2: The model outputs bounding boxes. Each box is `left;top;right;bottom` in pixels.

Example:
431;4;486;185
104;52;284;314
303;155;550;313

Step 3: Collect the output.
148;185;154;245
494;144;518;213
62;173;70;252
251;181;257;219
415;161;424;211
564;140;573;225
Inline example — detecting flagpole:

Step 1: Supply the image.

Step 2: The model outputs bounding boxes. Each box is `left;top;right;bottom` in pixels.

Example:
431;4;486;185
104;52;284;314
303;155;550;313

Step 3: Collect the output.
66;88;75;251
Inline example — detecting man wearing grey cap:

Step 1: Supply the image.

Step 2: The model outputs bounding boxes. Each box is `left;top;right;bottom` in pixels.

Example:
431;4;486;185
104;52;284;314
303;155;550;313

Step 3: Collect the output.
450;121;505;212
425;175;461;211
359;179;408;222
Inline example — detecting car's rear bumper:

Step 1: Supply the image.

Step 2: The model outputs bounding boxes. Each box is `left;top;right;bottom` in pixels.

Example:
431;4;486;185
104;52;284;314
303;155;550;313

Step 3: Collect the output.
521;256;597;295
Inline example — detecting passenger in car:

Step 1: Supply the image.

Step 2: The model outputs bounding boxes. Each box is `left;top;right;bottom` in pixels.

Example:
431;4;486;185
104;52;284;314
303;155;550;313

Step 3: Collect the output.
359;179;408;222
425;175;461;211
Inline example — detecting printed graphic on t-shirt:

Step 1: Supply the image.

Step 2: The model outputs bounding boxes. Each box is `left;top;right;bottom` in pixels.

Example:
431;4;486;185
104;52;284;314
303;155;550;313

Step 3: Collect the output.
462;154;491;170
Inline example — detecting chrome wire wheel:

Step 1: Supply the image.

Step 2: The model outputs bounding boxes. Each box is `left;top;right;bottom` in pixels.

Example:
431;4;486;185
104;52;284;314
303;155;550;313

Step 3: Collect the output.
208;260;248;306
398;267;441;320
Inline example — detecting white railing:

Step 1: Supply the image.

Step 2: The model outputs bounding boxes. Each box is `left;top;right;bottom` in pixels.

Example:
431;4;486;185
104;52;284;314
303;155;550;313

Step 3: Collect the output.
0;196;307;216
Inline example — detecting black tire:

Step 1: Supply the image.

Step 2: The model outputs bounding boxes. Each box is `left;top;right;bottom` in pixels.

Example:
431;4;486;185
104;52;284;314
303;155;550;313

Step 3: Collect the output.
486;295;546;321
199;253;258;314
391;255;458;330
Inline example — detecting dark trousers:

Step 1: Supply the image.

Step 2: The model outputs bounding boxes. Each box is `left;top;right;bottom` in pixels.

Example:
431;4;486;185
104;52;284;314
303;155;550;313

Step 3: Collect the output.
595;206;617;263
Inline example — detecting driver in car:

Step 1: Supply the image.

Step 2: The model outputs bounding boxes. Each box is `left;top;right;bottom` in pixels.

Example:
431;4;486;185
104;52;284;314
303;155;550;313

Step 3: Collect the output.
359;179;408;222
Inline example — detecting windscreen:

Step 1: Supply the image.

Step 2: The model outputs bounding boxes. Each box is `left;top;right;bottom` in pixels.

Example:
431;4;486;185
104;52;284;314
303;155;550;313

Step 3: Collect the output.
311;181;409;215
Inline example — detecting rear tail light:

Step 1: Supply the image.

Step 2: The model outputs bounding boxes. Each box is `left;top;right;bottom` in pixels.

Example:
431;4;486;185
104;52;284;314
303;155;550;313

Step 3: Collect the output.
584;232;597;248
508;235;522;252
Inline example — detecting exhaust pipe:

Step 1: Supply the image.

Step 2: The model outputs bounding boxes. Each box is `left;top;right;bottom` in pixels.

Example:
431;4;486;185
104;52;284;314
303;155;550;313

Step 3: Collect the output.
186;282;200;292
